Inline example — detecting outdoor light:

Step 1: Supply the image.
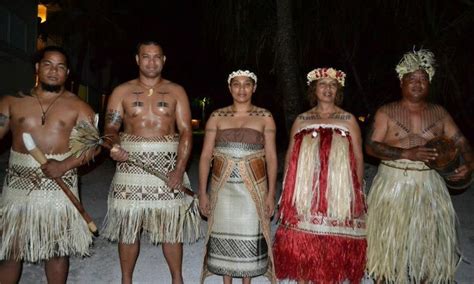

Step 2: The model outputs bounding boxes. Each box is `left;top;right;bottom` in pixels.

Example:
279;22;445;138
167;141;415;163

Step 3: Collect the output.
38;4;47;23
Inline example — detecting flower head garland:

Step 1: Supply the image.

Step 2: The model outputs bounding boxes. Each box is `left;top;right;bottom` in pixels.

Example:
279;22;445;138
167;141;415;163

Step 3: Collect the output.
306;68;346;86
395;49;436;82
227;70;257;84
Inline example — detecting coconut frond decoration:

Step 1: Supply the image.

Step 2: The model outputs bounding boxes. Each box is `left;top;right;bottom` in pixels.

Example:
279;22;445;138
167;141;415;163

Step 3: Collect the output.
69;120;110;160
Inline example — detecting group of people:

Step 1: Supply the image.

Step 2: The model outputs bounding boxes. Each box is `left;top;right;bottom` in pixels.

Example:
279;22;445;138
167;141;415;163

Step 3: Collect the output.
0;41;472;284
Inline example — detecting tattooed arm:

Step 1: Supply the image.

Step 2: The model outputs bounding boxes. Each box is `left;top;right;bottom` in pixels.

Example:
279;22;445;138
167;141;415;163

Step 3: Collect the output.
198;113;218;217
365;110;403;160
0;96;10;140
104;86;127;161
263;112;277;217
444;114;473;180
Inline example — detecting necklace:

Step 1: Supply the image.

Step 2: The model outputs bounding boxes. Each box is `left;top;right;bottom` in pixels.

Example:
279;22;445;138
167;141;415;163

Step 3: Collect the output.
138;80;161;97
34;91;65;126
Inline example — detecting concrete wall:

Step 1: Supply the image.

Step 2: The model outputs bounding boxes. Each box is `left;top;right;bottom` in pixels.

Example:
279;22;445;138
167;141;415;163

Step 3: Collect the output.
0;1;37;95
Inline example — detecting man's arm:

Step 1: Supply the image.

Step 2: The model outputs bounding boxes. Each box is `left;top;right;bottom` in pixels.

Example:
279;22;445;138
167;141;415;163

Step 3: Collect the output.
365;110;403;160
104;87;125;146
104;86;127;162
263;113;277;217
443;113;473;180
0;96;11;140
167;85;192;189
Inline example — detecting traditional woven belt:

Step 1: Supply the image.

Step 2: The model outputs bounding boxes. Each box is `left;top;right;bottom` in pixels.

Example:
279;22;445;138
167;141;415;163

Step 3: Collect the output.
381;161;432;172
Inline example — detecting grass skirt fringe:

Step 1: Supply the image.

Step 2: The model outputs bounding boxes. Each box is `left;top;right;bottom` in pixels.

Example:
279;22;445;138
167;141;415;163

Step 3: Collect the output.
0;150;91;262
366;159;458;283
1;199;92;262
102;196;200;244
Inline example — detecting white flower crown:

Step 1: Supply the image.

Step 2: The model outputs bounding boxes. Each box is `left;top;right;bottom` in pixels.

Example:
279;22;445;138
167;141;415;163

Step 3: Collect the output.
307;67;346;86
227;70;257;84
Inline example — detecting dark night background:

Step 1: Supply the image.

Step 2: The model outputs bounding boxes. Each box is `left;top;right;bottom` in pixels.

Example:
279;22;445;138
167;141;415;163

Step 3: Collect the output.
3;0;474;150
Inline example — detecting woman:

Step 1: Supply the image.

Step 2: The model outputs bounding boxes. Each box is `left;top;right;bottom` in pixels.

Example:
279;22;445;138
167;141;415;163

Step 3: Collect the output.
199;70;277;283
273;68;366;283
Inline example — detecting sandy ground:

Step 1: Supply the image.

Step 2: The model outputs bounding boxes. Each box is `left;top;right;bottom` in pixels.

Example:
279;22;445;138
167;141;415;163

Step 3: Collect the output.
1;150;473;283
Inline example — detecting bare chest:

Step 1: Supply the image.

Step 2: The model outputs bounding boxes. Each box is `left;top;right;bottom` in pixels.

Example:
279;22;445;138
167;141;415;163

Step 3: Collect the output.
123;90;176;118
385;108;445;147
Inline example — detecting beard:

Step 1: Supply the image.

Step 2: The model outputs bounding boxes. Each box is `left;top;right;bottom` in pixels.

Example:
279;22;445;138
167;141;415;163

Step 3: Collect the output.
40;82;62;93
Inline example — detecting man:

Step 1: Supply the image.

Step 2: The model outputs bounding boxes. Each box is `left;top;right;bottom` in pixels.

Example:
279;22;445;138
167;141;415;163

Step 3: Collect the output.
102;40;200;284
0;46;98;283
365;49;473;283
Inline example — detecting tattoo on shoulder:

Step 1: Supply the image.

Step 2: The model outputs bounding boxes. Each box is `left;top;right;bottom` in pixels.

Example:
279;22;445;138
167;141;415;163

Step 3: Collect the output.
205;128;217;132
330;113;351;120
297;113;315;120
0;113;9;127
211;109;233;117
249;108;272;117
105;109;123;126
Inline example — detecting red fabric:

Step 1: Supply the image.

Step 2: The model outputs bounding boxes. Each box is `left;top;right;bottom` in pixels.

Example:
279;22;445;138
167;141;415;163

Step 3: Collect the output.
273;226;367;283
312;128;333;214
278;131;305;225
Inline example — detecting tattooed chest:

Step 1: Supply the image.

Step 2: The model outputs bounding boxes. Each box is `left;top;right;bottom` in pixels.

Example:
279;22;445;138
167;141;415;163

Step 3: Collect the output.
387;106;445;139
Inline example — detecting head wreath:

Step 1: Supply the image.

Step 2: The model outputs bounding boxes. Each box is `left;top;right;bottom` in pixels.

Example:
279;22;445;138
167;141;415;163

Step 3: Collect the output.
227;70;257;84
307;67;346;86
396;49;435;82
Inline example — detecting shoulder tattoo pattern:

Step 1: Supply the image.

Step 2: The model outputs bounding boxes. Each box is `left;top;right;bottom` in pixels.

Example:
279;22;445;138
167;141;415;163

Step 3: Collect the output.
211;107;272;117
105;109;123;126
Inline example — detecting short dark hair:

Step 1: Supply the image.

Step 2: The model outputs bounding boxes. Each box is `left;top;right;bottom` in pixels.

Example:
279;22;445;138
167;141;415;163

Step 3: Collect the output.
35;46;70;67
135;40;164;55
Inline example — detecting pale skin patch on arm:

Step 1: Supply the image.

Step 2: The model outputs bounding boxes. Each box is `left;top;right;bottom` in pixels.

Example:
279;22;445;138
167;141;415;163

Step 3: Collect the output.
105;109;123;127
0;113;8;127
